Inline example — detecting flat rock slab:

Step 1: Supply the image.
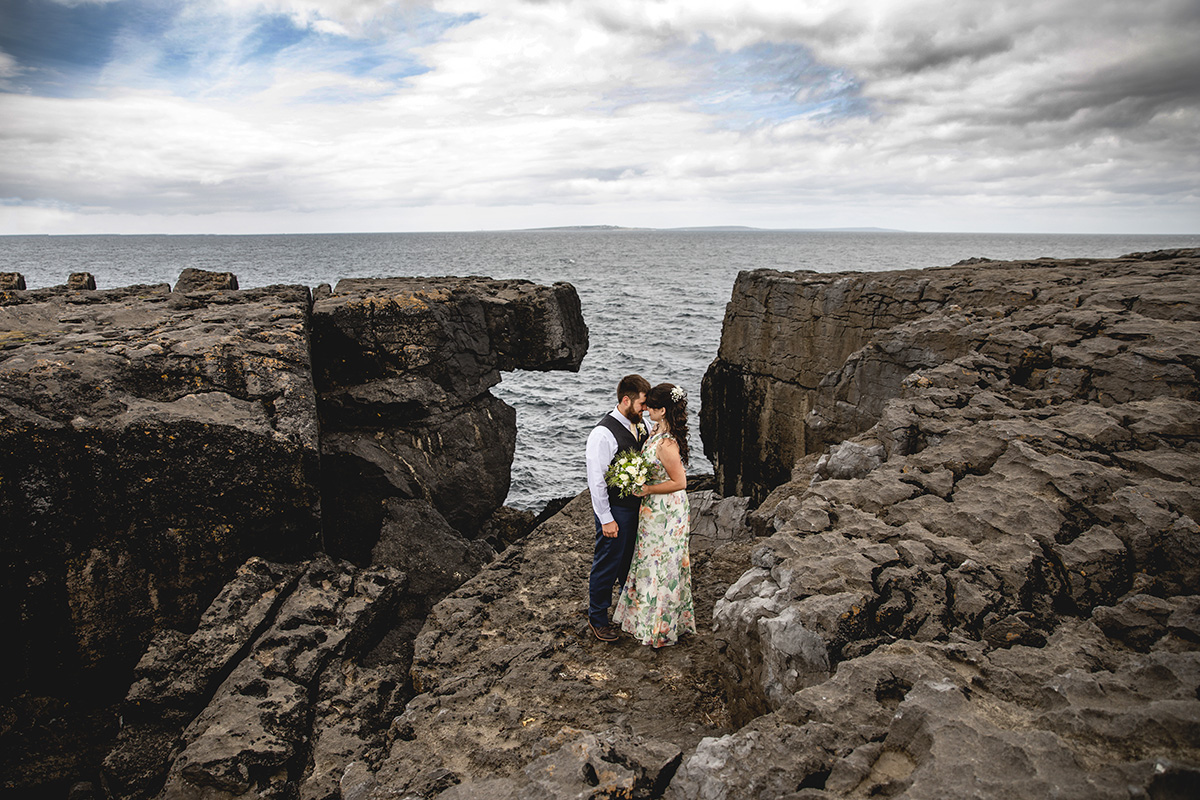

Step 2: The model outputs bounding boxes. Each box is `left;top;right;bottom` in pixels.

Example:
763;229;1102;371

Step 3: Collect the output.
365;492;757;798
312;276;587;425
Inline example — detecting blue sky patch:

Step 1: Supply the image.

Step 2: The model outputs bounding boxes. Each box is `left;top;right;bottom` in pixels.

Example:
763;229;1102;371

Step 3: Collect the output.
0;0;470;100
668;37;871;128
242;13;313;63
0;0;174;95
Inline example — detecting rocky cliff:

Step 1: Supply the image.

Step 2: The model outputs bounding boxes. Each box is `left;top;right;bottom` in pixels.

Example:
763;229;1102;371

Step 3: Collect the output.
6;249;1199;800
678;249;1200;797
1;278;322;693
332;249;1195;799
700;248;1199;501
0;270;587;796
313;276;587;594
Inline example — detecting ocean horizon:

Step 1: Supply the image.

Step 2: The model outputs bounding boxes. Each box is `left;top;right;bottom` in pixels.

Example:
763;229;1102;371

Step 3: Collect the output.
4;229;1198;511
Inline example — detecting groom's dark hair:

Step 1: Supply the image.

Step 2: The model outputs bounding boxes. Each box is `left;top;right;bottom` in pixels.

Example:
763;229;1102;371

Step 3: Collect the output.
617;374;651;402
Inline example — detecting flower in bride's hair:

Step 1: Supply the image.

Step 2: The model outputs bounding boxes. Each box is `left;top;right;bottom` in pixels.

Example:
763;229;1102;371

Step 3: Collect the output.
670;385;685;403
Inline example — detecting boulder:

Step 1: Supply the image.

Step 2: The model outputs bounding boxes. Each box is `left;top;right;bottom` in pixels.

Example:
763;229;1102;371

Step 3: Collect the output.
0;271;26;290
174;268;238;291
68;272;96;290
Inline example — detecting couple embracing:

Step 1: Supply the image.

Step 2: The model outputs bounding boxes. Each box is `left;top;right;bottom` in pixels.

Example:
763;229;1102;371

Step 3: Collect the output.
585;374;696;648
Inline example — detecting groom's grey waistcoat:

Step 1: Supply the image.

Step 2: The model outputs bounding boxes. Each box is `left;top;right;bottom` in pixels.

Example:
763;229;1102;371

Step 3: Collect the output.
598;413;649;510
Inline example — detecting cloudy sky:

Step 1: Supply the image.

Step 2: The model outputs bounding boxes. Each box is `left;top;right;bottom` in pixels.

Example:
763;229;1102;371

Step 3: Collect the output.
1;0;1197;234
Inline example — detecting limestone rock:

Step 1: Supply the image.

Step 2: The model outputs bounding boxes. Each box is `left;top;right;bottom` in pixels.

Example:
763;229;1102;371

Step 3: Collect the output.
680;250;1200;798
703;249;1200;501
363;491;754;798
0;271;27;290
1;275;321;705
669;628;1200;799
312;276;588;577
687;490;752;553
174;268;238;291
102;555;406;800
311;276;586;426
1;269;589;796
68;272;97;290
438;728;682;800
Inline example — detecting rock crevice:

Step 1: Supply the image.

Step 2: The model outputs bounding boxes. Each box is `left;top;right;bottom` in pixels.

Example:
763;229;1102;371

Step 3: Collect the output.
0;271;587;796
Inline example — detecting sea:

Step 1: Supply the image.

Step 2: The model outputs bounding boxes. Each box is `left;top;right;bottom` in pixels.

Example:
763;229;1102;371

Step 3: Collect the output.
3;229;1198;512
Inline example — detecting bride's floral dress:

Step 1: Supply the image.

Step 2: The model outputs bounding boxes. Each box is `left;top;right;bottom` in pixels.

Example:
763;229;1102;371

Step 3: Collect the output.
613;431;696;647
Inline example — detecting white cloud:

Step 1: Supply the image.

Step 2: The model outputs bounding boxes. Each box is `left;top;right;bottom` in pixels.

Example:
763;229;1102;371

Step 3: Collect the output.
0;0;1197;233
0;49;23;89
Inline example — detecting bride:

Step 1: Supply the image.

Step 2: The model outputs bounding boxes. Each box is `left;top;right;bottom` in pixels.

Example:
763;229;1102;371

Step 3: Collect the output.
612;382;697;648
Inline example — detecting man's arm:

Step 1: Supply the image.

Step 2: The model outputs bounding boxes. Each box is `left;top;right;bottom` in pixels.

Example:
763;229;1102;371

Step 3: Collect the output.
585;424;618;527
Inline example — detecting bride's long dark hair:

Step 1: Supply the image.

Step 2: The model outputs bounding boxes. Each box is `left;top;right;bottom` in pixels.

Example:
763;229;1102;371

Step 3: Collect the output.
646;382;689;465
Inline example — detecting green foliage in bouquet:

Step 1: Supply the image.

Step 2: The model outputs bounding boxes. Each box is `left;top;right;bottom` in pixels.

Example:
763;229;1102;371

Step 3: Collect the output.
604;449;652;498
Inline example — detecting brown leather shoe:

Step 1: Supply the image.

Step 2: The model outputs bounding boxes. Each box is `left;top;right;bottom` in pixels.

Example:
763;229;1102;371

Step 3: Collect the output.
589;621;620;642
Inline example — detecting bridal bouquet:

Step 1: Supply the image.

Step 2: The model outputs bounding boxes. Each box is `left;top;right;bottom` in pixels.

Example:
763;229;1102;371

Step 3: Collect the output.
605;449;652;498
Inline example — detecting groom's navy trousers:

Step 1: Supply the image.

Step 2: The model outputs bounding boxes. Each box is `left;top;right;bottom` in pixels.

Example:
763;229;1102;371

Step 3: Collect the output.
589;504;639;628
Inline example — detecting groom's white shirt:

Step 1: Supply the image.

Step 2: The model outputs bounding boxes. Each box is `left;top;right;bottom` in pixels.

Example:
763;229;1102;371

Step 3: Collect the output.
586;407;638;525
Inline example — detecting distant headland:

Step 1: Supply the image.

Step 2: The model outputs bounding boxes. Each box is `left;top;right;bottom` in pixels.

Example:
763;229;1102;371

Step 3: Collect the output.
515;224;906;233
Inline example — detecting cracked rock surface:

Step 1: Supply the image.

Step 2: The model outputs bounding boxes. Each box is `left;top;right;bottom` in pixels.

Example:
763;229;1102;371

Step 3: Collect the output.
1;279;322;702
102;555;408;800
680;250;1200;798
1;271;589;796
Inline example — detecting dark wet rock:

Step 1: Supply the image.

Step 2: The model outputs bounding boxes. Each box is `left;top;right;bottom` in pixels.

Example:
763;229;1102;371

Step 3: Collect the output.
311;276;586;428
477;505;538;553
0;276;321;709
102;555;406;800
313;276;588;584
0;269;588;796
174;267;238;291
370;497;496;598
68;272;97;290
320;397;516;542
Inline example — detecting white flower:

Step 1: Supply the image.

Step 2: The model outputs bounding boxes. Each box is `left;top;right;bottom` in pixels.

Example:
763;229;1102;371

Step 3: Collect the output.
670;386;685;403
604;449;654;498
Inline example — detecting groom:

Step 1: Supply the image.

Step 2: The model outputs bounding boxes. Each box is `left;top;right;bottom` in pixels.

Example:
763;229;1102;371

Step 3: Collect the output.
584;374;651;642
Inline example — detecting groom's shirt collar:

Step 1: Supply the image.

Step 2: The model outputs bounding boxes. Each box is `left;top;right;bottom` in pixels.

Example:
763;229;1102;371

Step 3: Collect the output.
608;406;634;432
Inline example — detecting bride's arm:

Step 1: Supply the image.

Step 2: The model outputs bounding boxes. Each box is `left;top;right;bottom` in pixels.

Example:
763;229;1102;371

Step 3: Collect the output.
637;438;687;495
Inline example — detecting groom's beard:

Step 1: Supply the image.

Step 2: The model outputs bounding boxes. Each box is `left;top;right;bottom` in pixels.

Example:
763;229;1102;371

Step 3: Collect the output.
622;407;642;424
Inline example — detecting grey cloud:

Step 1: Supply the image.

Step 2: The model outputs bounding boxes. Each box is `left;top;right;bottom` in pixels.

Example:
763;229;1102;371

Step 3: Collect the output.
963;46;1200;135
1048;49;1200;121
870;32;1016;77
